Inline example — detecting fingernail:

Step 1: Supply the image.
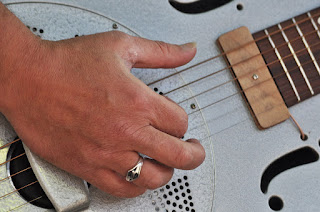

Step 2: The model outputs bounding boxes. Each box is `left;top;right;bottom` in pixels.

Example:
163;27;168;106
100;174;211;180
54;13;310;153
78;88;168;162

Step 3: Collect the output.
180;42;197;51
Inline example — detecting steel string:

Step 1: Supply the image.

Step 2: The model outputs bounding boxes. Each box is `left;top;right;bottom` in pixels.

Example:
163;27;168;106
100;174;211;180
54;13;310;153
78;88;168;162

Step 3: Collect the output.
166;28;320;99
194;87;316;143
7;196;43;212
185;41;320;116
146;11;320;87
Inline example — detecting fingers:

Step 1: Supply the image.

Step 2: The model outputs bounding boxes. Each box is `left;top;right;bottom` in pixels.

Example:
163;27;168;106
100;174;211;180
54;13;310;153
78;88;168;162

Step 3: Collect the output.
88;162;171;197
102;151;174;190
128;37;197;69
148;95;188;138
133;126;205;170
133;159;173;189
90;168;146;198
87;133;204;195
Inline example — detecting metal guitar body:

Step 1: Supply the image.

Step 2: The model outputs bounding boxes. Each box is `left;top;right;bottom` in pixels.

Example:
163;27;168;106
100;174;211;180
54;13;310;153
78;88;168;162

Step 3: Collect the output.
0;0;319;211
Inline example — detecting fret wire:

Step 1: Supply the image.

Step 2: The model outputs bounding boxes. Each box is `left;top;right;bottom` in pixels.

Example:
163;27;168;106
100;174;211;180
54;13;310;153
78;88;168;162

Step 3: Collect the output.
187;55;317;117
305;13;320;75
168;24;320;100
147;11;320;87
278;23;314;95
264;29;301;101
308;12;320;39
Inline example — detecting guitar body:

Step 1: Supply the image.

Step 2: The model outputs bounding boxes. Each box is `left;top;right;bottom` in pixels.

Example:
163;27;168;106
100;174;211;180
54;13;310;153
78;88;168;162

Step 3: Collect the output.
0;0;319;211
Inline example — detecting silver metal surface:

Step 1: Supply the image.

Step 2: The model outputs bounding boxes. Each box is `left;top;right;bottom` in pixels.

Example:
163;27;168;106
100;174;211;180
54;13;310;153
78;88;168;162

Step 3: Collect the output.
0;0;318;211
126;157;144;182
23;144;90;212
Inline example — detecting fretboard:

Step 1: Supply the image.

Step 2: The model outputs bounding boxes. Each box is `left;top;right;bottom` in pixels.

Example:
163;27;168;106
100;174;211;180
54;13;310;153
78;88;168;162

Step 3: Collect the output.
253;7;320;107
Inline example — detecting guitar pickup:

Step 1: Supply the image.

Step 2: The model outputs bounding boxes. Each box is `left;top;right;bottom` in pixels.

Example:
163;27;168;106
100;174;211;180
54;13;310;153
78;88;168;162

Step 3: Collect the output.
218;26;290;129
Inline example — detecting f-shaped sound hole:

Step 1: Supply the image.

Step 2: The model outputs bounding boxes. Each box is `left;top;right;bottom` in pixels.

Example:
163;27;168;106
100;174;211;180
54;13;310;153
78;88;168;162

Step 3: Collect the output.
169;0;233;14
260;147;319;194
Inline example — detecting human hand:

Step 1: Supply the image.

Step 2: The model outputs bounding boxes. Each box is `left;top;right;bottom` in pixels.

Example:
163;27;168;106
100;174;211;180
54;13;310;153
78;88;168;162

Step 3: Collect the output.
0;27;205;197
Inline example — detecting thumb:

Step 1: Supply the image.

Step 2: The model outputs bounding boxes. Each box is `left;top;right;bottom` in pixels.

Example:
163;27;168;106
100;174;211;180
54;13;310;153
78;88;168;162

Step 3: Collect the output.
129;37;197;69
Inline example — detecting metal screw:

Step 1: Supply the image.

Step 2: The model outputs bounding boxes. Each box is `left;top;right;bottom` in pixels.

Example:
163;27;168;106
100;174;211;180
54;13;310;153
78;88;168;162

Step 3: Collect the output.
190;103;196;109
112;23;118;29
252;74;259;80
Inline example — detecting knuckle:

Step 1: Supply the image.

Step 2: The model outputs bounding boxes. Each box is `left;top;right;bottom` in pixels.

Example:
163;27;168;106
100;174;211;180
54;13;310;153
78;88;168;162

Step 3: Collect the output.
144;174;165;190
155;41;171;56
131;91;149;108
111;31;130;42
110;31;133;50
174;146;193;169
114;118;146;140
112;186;146;198
177;110;188;137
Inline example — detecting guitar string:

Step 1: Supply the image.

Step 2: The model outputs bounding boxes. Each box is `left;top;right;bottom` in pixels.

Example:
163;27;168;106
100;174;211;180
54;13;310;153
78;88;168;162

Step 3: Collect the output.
0;78;314;202
185;41;320;117
0;181;38;200
289;113;306;139
0;153;26;167
193;87;314;143
0;138;21;150
165;27;320;98
0;167;32;184
0;89;311;201
7;196;43;212
185;59;316;135
146;11;320;87
0;11;317;152
0;95;311;210
176;30;320;105
0;53;316;171
0;36;318;172
0;15;317;151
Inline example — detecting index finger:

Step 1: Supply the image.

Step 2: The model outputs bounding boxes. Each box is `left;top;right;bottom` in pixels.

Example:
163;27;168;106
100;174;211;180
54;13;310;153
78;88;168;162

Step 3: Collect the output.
132;126;205;170
128;36;197;69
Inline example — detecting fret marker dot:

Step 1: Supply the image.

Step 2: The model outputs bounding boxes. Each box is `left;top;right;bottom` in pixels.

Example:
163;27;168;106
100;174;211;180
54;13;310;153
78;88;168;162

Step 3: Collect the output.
317;17;320;25
252;74;259;80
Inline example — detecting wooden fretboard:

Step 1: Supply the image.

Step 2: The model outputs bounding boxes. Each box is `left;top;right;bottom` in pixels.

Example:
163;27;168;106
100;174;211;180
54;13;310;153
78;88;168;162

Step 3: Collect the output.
253;7;320;107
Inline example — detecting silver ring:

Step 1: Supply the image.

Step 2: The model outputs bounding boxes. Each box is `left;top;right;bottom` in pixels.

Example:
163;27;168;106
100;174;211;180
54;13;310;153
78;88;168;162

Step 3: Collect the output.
126;157;144;182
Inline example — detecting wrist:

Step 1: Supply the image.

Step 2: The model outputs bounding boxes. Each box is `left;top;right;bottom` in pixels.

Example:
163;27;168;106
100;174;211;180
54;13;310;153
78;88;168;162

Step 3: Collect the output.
0;3;42;113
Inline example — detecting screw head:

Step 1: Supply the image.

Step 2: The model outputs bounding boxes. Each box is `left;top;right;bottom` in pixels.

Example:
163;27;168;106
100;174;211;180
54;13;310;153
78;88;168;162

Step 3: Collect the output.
252;74;259;80
190;104;196;109
112;23;118;29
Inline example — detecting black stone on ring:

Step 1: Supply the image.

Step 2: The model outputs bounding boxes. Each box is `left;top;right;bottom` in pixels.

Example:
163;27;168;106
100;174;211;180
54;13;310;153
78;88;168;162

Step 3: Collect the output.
126;157;144;182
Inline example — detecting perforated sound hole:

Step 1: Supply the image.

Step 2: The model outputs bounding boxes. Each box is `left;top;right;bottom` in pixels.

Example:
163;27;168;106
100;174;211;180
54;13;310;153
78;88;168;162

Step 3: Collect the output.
27;25;44;37
148;175;195;212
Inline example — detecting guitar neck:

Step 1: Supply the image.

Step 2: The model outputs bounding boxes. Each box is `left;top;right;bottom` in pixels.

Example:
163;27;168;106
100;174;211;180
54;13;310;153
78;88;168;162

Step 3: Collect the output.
254;7;320;107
